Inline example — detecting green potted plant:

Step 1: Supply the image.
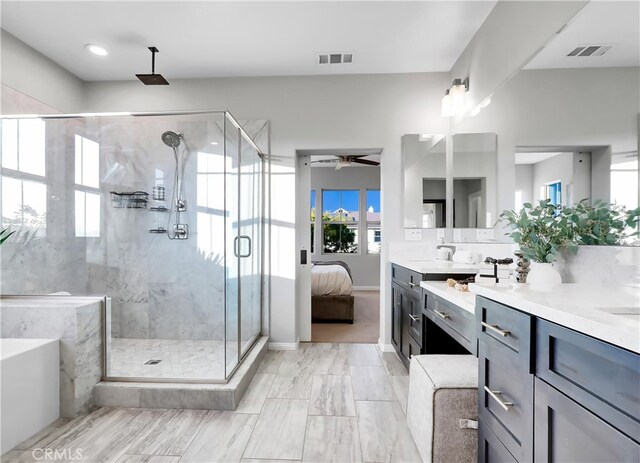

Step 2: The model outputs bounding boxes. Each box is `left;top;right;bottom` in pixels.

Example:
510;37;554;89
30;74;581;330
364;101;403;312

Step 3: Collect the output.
571;199;640;245
500;200;577;291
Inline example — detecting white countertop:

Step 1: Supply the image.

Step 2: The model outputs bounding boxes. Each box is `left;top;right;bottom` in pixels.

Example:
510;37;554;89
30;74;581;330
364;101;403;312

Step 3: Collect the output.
470;283;640;354
420;281;476;314
392;258;479;275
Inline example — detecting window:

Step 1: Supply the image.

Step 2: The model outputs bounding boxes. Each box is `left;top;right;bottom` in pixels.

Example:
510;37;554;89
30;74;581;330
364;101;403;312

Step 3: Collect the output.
542;181;562;206
2;118;45;176
1;118;47;235
74;135;101;237
366;189;381;254
322;190;358;253
310;190;316;254
611;159;638;210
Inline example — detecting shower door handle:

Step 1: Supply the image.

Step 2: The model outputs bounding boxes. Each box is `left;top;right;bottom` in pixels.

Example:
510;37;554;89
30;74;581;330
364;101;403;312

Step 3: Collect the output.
235;235;252;258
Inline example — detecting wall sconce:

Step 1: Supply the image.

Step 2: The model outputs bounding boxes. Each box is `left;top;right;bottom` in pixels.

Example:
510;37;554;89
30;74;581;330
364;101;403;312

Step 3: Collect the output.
441;78;469;117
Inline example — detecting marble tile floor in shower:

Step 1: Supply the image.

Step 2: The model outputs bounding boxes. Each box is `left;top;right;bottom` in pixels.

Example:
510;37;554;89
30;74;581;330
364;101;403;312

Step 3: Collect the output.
109;338;239;379
3;343;420;463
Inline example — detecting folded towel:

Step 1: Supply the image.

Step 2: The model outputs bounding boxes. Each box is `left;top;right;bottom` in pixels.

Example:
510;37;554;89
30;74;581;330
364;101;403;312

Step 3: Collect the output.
452;251;480;265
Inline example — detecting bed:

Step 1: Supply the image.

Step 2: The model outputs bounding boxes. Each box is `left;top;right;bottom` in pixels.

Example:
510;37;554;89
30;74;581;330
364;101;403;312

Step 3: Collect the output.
311;261;355;323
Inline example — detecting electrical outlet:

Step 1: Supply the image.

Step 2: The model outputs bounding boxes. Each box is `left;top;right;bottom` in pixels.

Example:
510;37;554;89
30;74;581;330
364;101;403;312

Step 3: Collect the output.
476;229;495;241
436;229;445;241
405;229;422;241
453;229;462;242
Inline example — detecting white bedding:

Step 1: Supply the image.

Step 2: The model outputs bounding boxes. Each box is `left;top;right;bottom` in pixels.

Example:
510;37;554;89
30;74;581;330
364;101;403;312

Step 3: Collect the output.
311;264;353;296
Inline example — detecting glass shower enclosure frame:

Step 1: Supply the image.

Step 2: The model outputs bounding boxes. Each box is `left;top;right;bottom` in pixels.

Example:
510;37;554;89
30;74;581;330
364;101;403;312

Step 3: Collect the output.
0;110;266;384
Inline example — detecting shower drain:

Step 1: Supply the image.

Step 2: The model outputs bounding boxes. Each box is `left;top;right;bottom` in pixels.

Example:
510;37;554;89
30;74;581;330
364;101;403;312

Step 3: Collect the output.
145;359;162;365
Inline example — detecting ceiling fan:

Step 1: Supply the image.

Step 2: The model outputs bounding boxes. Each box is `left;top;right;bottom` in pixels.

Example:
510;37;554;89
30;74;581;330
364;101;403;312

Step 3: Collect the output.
310;154;381;170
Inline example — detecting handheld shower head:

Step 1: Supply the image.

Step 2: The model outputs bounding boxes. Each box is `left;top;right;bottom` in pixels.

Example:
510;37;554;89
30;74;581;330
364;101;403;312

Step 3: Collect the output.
161;131;182;148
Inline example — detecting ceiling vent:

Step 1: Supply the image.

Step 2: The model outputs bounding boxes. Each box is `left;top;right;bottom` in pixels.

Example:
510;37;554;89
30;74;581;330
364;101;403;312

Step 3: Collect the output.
318;53;353;65
567;45;612;57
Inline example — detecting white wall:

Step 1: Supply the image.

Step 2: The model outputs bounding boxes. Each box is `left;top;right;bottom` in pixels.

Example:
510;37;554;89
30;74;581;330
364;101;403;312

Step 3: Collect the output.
515;164;534;209
532;153;573;203
0;30;85;113
310;166;381;287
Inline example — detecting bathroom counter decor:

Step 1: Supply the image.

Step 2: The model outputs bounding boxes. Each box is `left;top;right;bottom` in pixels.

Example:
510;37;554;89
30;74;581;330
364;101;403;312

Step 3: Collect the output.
470;283;640;353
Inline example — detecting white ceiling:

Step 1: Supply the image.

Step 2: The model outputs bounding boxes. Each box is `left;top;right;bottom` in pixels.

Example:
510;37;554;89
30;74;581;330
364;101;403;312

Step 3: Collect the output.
0;1;496;81
526;1;640;69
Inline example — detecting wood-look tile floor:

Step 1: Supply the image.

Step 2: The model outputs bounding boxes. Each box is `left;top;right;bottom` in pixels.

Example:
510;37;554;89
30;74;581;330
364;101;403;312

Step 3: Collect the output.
2;343;420;463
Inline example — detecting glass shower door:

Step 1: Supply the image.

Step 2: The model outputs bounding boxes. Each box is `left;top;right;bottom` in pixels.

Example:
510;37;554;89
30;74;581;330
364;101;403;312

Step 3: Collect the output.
238;137;262;357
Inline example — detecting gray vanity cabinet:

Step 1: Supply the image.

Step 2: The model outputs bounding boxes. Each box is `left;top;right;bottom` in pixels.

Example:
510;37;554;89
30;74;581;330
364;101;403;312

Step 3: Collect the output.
476;296;640;462
534;378;640;463
391;265;425;367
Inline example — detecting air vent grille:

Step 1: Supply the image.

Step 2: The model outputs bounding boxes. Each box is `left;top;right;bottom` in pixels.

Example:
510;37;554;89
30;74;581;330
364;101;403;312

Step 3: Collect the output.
567;45;612;57
318;52;354;65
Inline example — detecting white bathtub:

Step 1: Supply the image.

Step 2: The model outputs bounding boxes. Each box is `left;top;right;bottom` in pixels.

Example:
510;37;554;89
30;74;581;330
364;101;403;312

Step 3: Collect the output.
1;338;60;454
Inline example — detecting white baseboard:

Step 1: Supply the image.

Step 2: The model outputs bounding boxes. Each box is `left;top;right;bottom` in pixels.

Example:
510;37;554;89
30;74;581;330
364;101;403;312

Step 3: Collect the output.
353;286;380;291
378;340;395;353
269;340;300;351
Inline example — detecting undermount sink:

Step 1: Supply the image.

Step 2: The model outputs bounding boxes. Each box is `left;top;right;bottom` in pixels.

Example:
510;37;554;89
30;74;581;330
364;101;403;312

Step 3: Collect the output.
595;306;640;321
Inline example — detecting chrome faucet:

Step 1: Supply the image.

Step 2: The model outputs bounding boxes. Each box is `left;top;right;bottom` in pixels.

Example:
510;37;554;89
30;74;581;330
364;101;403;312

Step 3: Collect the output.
436;244;456;261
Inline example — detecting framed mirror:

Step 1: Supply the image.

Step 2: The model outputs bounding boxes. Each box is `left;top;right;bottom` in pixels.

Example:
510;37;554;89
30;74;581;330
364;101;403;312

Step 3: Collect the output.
452;133;497;228
402;134;446;228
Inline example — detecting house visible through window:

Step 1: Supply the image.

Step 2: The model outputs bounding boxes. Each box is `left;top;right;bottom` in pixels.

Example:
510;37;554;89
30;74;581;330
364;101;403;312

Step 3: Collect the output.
1;118;47;235
322;189;358;253
366;189;381;254
75;134;101;237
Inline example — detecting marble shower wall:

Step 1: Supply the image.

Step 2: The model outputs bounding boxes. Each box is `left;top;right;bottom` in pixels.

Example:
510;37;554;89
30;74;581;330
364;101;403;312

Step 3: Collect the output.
1;113;269;343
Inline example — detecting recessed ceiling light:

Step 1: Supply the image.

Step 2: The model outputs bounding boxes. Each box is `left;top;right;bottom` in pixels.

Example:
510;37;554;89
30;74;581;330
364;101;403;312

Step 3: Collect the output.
85;44;108;56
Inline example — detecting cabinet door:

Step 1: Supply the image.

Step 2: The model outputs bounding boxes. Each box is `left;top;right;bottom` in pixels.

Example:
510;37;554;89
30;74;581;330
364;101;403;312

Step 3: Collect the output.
534;378;640;462
407;293;422;347
478;420;518;463
401;290;411;363
391;283;402;351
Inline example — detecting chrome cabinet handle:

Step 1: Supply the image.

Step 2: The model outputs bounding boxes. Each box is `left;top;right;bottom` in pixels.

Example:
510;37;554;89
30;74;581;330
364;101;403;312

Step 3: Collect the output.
409;282;416;288
434;310;450;320
409;314;420;322
481;321;510;337
484;386;514;411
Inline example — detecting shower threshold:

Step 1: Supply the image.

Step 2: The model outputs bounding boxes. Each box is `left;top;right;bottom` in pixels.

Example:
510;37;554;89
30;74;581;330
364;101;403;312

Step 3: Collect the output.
94;336;268;410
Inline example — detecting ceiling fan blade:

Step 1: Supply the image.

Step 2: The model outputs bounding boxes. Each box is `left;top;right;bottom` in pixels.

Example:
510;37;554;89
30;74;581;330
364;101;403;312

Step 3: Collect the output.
351;158;380;166
335;160;350;170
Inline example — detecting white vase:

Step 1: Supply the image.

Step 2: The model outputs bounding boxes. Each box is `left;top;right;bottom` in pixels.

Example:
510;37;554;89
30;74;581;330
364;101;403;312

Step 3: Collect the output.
527;262;562;292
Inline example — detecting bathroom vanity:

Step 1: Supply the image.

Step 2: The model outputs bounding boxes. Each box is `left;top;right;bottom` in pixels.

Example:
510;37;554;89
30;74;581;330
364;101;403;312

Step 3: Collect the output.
397;275;640;462
390;262;476;367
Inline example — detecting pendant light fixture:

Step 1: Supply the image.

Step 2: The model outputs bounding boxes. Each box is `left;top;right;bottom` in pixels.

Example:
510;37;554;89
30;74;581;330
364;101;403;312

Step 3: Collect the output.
136;47;169;85
441;77;469;117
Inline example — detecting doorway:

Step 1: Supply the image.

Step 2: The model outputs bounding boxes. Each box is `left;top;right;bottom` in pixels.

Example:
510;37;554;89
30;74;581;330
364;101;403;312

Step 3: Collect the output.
296;149;382;344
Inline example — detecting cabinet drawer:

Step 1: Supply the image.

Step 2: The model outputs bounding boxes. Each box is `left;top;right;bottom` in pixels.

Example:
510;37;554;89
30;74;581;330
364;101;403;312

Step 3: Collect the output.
534;378;640;462
425;292;475;354
479;339;533;462
536;319;640;441
477;296;532;365
391;264;422;297
478;419;517;463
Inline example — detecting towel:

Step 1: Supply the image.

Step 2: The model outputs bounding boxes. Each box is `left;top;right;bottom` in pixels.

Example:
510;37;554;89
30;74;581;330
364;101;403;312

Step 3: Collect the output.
452;251;480;265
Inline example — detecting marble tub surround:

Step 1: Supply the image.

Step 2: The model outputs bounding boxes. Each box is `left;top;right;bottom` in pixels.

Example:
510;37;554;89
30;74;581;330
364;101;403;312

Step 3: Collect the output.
470;283;640;353
0;296;103;417
420;281;476;314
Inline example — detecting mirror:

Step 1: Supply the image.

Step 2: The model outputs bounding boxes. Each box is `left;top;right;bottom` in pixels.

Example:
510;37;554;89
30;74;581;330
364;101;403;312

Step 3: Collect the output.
452;133;497;228
402;132;497;229
402;134;446;228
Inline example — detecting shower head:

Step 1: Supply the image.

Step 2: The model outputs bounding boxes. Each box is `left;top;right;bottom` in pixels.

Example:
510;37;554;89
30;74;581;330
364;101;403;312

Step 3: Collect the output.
162;131;182;148
136;47;169;85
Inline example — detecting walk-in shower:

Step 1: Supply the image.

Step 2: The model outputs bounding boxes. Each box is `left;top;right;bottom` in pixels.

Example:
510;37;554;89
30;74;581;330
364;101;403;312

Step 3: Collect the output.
0;110;268;383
